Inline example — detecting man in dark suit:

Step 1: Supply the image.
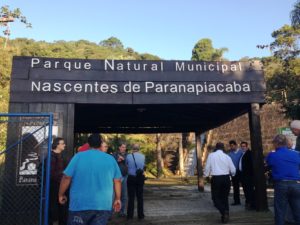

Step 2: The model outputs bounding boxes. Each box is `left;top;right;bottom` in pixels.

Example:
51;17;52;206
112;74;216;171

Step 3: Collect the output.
239;141;255;210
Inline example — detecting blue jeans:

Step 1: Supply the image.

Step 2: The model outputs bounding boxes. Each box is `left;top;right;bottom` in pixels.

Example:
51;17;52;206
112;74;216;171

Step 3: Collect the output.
274;181;300;225
68;210;111;225
121;175;128;214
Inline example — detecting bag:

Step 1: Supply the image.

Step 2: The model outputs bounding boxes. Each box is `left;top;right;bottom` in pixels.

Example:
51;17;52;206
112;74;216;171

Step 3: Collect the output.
136;168;144;177
132;153;146;180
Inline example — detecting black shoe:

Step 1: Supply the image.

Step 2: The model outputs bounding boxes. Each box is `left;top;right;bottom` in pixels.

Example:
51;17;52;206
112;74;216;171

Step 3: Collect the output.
222;212;229;224
231;202;241;206
245;203;255;210
126;216;133;220
138;214;145;220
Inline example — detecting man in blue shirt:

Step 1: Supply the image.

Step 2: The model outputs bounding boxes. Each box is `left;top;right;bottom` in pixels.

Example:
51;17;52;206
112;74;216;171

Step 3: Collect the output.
126;144;145;220
266;134;300;225
227;140;243;205
58;134;122;225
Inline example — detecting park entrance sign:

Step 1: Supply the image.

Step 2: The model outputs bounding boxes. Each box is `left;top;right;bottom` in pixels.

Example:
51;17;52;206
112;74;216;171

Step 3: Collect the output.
11;57;264;104
8;56;268;211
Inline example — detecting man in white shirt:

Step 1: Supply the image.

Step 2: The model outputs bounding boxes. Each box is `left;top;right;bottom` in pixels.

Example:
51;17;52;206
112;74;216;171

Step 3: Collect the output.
204;142;236;224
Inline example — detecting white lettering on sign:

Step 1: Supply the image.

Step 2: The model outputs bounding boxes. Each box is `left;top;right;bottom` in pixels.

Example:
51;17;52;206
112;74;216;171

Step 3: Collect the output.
175;61;242;73
29;58;248;74
104;59;163;72
31;81;251;95
31;58;92;71
31;81;119;94
144;81;250;95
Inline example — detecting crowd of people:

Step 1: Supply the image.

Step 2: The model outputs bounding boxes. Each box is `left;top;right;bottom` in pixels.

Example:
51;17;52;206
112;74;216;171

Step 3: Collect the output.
47;119;300;225
49;133;145;225
204;120;300;224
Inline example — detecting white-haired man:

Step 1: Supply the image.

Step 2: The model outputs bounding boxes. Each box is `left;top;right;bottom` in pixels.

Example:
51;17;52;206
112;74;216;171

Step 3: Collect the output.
290;120;300;152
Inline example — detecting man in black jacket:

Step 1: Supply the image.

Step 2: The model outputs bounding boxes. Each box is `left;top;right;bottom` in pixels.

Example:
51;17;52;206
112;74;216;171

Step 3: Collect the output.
113;143;128;217
49;137;67;225
239;141;255;210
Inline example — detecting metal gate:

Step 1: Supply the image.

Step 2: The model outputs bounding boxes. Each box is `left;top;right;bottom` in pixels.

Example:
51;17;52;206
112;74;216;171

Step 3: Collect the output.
0;113;53;225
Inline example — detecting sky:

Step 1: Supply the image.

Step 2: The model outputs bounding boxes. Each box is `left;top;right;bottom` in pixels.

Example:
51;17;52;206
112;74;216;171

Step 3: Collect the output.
2;0;297;60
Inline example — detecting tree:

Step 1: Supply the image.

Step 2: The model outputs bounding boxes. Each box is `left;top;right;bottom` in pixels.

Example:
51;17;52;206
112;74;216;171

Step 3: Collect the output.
291;0;300;27
191;38;228;61
0;5;31;48
270;25;300;60
264;24;300;119
139;53;160;60
99;37;124;49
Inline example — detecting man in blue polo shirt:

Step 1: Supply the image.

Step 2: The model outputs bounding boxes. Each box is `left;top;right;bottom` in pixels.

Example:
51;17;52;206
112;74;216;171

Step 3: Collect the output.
58;134;122;225
266;134;300;225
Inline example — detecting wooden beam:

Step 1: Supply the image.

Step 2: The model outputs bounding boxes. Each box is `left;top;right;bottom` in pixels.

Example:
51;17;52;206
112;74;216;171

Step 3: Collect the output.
248;103;268;211
195;131;204;192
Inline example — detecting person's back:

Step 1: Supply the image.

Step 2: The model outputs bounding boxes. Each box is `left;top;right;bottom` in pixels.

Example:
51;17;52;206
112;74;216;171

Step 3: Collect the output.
266;134;300;225
267;147;300;181
205;150;235;176
59;134;122;225
126;145;146;220
66;150;120;211
126;152;145;176
204;143;236;224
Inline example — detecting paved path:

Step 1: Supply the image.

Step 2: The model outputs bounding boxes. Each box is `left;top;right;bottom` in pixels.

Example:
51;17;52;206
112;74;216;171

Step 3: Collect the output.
109;183;275;225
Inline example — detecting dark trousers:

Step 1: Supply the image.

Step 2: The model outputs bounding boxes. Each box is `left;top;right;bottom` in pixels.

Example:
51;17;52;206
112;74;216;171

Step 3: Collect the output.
127;175;144;218
211;175;231;216
231;172;241;204
49;182;68;225
274;181;300;225
241;175;255;209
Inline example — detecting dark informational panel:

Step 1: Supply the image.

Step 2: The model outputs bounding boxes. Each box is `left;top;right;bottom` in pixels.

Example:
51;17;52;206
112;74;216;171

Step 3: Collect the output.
10;56;265;104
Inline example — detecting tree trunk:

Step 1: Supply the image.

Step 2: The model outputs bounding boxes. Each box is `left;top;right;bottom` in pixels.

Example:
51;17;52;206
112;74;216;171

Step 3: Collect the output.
178;134;185;176
182;132;190;162
156;133;163;178
195;132;204;192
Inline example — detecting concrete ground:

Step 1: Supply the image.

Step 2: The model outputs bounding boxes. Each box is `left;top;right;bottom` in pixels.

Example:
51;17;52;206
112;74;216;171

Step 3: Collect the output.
108;177;275;225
